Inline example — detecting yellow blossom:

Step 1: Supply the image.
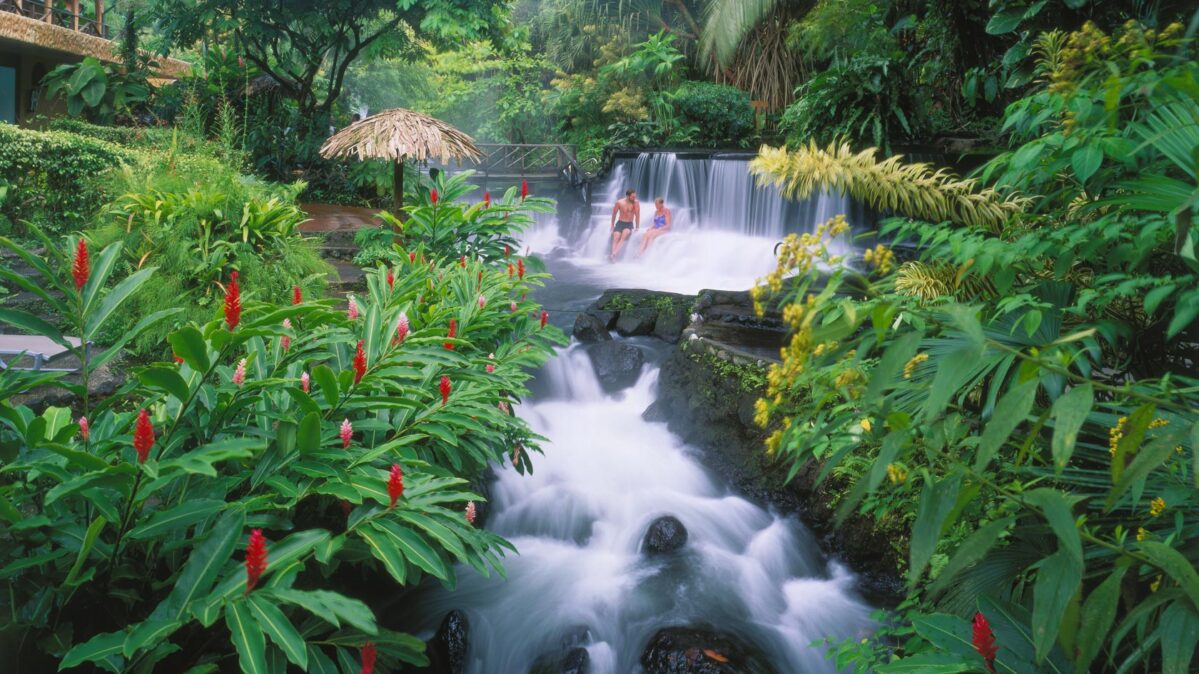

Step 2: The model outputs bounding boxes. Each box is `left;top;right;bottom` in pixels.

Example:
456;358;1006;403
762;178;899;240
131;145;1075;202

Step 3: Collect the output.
1136;527;1148;541
886;464;908;484
1149;496;1166;517
860;418;872;433
1108;416;1127;456
753;398;770;428
1150;575;1162;593
903;353;929;379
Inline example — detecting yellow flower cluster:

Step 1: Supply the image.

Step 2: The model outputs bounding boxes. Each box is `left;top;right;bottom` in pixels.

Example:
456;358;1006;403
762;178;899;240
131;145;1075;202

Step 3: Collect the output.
1108;416;1127;456
859;418;872;433
903;353;928;379
886;464;908;484
753;398;770;429
1136;527;1148;542
1150;575;1162;593
862;244;896;274
752;215;849;317
766;429;784;455
1149;496;1166;517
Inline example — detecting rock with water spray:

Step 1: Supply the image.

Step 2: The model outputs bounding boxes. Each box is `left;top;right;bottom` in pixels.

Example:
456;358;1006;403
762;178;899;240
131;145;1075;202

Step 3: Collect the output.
530;647;589;674
572;313;611;343
642;515;688;555
653;305;690;343
640;627;778;674
615;307;658;336
585;341;644;392
427;609;469;674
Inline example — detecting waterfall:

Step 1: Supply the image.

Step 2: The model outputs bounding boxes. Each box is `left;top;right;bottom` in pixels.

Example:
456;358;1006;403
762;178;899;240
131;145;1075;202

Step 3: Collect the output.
401;344;875;673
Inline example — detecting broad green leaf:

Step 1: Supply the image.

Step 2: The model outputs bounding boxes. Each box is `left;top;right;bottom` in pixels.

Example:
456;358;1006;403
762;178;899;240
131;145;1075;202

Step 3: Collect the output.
1112;404;1155;483
876;653;971;673
156;509;245;622
865;330;923;401
1050;383;1092;473
81;241;121;312
1074;566;1126;672
396;510;467;562
312;365;339;408
377;519;450;581
927;517;1014;598
1138;542;1199;609
0;308;70;350
909;474;961;585
123;619;181;658
168;326;210;373
226;600;267;674
64;515;106;587
976;378;1038;470
86;267;157;338
247;595;308;670
1107;432;1182;511
137;366;190;403
922;347;983;423
297;412;321;455
1023;489;1082;566
1032;550;1081;663
1071;145;1103;183
1160;601;1199;674
986;8;1024;34
359;523;408;584
59;629;126;670
128;499;224;540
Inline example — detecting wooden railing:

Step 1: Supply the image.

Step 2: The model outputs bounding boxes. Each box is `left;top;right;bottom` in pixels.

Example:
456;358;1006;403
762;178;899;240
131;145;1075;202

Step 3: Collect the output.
0;0;108;38
471;144;583;182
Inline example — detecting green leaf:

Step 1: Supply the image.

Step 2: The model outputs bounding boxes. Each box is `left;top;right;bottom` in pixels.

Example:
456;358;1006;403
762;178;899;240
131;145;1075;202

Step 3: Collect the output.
975;379;1038;471
909;474;961;585
155;509;245;622
876;653;971;673
1050;383;1092;473
1074;566;1126;672
168;326;210;373
376;519;450;581
1138;542;1199;609
1144;284;1176;316
866;330;923;400
0;308;70;349
59;630;126;670
137;366;191;403
226;600;268;674
396;510;467;562
1107;433;1181;510
64;515;106;587
1023;489;1082;566
1032;550;1082;663
358;523;408;584
927;517;1015;598
1071;145;1103;183
128;499;224;540
922;347;983;422
985;9;1023;34
86;267;157;338
1160;601;1199;674
247;595;308;670
123;619;181;658
297;412;321;455
312;365;339;408
81;241;122;312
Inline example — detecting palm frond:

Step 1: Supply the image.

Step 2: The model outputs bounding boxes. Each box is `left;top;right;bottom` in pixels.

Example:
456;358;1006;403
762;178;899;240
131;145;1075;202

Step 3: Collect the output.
699;0;783;66
750;141;1031;232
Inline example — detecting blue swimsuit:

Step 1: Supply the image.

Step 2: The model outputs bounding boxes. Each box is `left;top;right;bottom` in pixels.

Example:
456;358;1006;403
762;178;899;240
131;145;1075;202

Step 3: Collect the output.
653;213;667;229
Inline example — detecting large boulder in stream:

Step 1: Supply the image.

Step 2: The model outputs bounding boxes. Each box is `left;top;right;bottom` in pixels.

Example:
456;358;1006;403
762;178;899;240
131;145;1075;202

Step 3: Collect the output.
653;305;690;343
427;610;470;674
640;627;778;674
615;307;658;336
642;516;688;555
573;313;612;343
530;647;589;674
586;341;644;392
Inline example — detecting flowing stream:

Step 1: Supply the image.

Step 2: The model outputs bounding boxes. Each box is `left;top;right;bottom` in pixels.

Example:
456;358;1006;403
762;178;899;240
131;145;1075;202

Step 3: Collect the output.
410;153;875;672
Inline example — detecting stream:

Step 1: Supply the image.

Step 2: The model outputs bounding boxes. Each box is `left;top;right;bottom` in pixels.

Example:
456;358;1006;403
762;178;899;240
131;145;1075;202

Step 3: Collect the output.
404;153;876;672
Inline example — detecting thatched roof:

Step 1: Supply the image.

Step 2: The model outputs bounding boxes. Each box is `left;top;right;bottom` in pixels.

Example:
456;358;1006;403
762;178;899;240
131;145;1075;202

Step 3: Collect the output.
319;108;482;164
0;12;190;79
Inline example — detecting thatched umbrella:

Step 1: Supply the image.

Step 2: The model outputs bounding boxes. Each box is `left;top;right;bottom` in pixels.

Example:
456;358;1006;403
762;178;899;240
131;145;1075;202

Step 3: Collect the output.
319;108;482;214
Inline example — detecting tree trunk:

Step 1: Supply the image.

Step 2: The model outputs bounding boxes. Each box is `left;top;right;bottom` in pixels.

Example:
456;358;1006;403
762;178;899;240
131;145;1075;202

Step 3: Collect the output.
392;157;405;221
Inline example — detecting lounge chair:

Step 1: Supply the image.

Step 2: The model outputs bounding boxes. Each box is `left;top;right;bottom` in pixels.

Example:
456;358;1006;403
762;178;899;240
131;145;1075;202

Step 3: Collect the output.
0;335;88;372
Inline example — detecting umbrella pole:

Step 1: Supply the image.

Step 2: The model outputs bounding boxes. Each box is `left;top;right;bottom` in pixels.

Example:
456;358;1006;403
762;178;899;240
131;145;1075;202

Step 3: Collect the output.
392;156;405;220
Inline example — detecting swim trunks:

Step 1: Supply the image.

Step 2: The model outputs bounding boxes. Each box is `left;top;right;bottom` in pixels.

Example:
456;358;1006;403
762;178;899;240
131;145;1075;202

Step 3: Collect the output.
614;221;634;234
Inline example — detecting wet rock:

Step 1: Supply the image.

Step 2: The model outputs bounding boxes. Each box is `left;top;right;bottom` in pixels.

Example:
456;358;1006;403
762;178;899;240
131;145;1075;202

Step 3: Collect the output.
615;307;658;336
586;341;644;392
584;309;617;330
653;305;690;343
640;627;777;674
428;610;469;674
573;313;611;344
530;647;589;674
642;516;687;555
641;400;668;422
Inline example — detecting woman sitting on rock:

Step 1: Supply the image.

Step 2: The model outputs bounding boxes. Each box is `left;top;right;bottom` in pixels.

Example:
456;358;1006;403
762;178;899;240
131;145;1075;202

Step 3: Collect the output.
637;197;672;257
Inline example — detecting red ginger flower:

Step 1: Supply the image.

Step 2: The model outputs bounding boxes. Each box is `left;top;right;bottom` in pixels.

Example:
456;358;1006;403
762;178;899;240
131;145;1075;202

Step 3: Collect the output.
409;251;417;264
972;612;998;673
353;340;367;384
292;285;302;305
444;319;457;350
361;642;377;674
520;179;529;200
78;416;89;442
340;418;353;449
173;352;184;365
387;268;394;290
430;188;439;205
72;238;89;291
460;255;466;268
517;258;525;280
388;464;404;509
507;263;514;278
224;271;241;330
281;318;292;352
439;375;451;406
540;310;548;328
133;409;154;463
504;244;510;258
483;191;491;208
244;528;268;594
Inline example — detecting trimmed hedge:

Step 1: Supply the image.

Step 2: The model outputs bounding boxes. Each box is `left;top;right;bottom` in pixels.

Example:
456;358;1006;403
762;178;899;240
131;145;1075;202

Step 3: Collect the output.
673;82;755;148
0;124;132;233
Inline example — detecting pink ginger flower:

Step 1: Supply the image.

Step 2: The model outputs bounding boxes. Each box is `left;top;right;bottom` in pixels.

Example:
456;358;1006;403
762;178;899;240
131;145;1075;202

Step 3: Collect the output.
281;318;292;351
540;310;548;329
394;312;410;346
301;371;310;393
347;297;359;320
388;464;404;509
409;251;417;264
78;416;89;442
465;501;477;525
340;418;353;449
232;358;247;387
511;301;518;312
386;268;395;290
498;401;510;415
478;294;486;309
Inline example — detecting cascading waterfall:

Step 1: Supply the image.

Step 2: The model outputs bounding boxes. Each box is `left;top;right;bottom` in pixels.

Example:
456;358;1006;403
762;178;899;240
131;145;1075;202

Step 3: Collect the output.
402;345;875;673
527;152;862;295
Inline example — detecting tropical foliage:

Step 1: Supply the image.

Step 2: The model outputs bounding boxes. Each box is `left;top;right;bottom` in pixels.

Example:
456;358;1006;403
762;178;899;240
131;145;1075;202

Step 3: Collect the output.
0;192;564;672
752;18;1199;674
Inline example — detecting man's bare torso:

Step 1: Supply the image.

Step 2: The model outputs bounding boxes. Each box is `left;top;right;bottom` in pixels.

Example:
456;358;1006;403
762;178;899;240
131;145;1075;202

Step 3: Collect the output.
615;198;637;222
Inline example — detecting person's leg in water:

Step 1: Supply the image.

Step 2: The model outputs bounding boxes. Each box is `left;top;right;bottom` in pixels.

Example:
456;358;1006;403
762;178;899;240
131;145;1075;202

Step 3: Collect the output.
612;227;633;259
637;228;661;256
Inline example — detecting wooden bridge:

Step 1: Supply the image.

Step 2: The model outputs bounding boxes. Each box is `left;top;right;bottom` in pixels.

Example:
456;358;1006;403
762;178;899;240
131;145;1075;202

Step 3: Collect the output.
445;144;593;185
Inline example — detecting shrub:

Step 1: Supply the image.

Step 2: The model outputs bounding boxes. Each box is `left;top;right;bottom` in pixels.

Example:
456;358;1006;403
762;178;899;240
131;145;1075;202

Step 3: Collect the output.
0;197;564;672
0;124;132;233
672;82;755;148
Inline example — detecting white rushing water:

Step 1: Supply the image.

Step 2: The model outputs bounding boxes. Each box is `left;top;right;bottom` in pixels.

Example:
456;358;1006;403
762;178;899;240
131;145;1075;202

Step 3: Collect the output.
409;346;875;672
520;152;859;295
